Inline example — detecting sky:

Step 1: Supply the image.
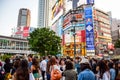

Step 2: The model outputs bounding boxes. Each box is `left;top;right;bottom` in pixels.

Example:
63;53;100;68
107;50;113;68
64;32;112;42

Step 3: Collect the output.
0;0;120;36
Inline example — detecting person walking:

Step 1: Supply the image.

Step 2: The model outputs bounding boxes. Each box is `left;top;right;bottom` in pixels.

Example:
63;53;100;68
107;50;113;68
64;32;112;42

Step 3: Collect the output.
78;58;95;80
96;60;110;80
13;59;29;80
40;56;47;80
62;60;77;80
31;58;40;80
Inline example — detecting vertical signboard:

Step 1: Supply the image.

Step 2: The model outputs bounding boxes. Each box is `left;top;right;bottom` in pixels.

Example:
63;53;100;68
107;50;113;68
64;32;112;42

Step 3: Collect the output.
84;6;95;54
23;26;29;37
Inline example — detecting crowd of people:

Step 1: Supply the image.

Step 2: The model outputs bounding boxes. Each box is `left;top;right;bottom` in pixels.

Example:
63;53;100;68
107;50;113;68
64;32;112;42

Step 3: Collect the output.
0;54;120;80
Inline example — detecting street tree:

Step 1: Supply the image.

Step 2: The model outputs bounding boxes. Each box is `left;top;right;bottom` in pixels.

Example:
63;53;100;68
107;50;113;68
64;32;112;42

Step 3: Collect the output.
114;39;120;48
28;28;61;55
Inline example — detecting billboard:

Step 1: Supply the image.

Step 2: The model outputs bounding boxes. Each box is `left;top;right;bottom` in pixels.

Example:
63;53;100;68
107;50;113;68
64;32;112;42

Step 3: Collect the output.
52;0;63;24
84;6;95;53
51;16;63;37
23;26;29;37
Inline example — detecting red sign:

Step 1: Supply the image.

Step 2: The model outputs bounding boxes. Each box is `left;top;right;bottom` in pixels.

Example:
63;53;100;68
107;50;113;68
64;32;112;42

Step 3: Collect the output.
23;26;29;37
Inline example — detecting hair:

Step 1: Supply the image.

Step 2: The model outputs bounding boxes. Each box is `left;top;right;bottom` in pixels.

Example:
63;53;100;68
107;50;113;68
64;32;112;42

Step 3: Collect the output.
42;56;46;60
5;58;10;64
59;58;65;65
50;56;57;65
15;59;29;80
80;63;91;71
97;60;109;79
28;54;33;58
32;58;39;69
13;59;21;69
65;60;74;70
108;62;114;69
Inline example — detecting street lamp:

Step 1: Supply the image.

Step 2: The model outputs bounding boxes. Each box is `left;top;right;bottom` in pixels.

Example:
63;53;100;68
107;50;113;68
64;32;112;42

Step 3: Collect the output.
70;16;78;58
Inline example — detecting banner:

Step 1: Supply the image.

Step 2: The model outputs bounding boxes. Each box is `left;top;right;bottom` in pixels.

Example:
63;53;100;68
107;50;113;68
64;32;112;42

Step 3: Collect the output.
23;26;29;37
84;6;95;52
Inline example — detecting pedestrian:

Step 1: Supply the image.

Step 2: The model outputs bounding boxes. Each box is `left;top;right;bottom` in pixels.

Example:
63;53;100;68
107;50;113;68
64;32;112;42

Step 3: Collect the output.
28;54;33;69
50;56;62;80
31;58;40;80
78;58;95;80
40;56;47;80
62;60;77;80
96;60;110;80
46;55;51;80
13;59;29;80
108;62;116;80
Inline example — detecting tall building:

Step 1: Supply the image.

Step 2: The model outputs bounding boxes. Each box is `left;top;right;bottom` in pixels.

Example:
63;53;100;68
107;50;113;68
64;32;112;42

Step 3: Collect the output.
17;8;31;27
38;0;56;28
93;9;113;55
111;18;120;44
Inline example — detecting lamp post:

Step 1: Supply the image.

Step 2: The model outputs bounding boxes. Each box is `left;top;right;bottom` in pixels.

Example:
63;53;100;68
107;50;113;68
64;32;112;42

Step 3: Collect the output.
70;16;78;58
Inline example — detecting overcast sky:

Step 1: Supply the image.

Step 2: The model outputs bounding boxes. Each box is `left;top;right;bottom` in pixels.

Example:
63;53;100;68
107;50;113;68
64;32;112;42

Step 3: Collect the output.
0;0;120;36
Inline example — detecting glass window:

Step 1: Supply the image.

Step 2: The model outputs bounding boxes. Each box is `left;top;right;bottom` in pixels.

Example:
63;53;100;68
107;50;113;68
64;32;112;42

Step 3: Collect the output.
22;10;27;15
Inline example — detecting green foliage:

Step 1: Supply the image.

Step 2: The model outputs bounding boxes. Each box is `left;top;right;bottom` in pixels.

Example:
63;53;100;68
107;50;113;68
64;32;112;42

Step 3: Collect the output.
28;28;61;56
114;39;120;48
0;54;12;61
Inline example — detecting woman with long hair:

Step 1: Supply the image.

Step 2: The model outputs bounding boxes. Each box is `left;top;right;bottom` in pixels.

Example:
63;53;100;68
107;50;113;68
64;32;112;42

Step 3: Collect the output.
13;59;29;80
96;60;110;80
31;58;40;80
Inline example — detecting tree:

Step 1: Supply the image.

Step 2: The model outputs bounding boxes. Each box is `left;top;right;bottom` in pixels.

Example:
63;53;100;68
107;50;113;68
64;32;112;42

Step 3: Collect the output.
114;39;120;48
28;28;61;55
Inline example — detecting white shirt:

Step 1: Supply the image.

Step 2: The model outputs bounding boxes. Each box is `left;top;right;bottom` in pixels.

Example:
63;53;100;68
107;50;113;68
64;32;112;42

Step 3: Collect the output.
40;60;47;71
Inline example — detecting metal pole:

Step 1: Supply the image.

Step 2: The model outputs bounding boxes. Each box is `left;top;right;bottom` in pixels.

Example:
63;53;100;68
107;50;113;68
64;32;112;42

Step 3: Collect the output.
73;26;76;59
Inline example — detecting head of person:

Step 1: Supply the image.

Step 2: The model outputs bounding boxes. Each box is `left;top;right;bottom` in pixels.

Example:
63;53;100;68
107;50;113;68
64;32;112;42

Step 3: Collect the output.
59;58;65;65
13;59;21;69
80;58;91;71
28;54;33;62
65;60;74;70
5;58;10;64
108;62;114;69
32;58;39;68
50;56;56;65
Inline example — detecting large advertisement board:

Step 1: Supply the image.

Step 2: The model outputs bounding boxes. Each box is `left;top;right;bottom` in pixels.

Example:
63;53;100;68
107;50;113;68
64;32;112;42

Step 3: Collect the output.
52;0;63;24
84;6;95;54
23;26;29;37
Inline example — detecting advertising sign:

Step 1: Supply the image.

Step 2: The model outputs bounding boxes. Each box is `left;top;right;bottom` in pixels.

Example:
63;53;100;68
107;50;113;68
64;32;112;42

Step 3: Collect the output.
23;26;29;37
84;6;95;52
52;0;63;24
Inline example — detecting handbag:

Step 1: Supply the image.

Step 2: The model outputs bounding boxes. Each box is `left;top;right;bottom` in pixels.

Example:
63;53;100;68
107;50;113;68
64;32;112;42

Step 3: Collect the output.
29;73;35;80
51;66;62;80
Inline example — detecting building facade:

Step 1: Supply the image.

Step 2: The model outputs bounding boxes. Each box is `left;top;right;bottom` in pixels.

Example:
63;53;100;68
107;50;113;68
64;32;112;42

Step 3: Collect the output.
94;9;113;55
17;8;31;27
38;0;56;28
111;18;120;44
0;35;33;54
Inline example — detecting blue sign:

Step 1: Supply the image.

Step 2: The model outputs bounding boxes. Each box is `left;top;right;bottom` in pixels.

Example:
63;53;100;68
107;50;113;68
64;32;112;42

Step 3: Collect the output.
87;0;94;5
84;6;95;51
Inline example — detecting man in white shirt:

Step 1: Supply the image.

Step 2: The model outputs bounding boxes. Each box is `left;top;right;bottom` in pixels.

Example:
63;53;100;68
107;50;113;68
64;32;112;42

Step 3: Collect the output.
40;56;47;80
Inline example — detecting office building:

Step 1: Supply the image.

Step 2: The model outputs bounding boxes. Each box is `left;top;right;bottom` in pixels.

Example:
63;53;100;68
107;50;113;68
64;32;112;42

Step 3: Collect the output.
94;9;113;55
17;8;31;27
38;0;56;28
111;18;120;44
